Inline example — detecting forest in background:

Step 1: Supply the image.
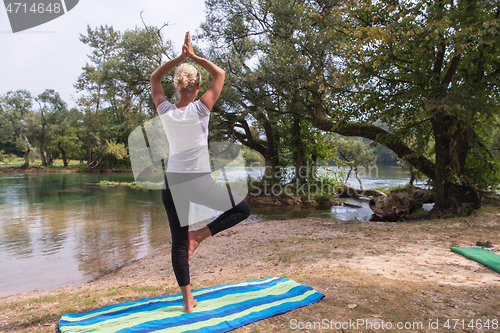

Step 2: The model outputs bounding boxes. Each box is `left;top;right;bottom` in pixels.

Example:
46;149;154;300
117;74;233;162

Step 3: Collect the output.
1;0;499;217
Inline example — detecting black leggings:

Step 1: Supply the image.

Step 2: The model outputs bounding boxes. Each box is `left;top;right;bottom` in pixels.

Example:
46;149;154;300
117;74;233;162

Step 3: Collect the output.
161;173;251;287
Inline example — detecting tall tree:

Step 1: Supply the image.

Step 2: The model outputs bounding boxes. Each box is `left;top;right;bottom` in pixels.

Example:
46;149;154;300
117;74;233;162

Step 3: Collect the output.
50;107;84;167
0;90;34;167
318;0;500;216
335;137;377;189
201;0;318;181
75;25;175;167
199;38;284;180
30;90;68;166
75;25;121;165
201;0;500;217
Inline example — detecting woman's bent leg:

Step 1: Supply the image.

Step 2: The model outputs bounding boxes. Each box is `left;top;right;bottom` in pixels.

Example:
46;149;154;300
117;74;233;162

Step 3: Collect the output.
168;173;252;266
187;198;250;261
184;174;251;235
188;226;211;262
207;198;251;235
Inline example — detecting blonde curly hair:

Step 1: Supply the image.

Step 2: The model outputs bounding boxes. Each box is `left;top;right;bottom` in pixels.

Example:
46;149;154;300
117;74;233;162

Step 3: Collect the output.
174;63;201;92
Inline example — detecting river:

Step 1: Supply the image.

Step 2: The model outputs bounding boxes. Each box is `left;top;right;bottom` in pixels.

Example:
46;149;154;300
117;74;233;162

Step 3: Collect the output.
0;165;421;297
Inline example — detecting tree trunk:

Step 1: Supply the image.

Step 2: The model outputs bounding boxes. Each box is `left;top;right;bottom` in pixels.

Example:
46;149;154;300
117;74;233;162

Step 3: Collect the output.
354;167;364;190
311;154;317;179
23;148;31;168
430;113;481;218
19;129;32;168
234;128;281;182
39;140;47;166
346;166;353;182
293;119;305;183
58;142;68;167
87;113;93;166
39;104;50;166
234;113;281;183
46;152;53;166
311;112;485;217
409;165;416;186
263;152;280;181
91;84;101;166
62;150;68;167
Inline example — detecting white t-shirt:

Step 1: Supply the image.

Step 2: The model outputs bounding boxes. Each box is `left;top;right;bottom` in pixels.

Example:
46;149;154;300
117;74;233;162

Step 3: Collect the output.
157;100;211;173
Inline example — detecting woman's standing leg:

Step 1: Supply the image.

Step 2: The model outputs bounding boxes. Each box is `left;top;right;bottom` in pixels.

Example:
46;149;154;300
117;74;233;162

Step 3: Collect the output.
161;181;198;312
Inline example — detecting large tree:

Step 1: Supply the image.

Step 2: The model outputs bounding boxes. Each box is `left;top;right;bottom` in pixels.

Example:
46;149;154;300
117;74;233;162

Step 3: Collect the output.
202;0;500;217
50;107;85;167
0;90;79;167
30;90;68;166
198;34;285;180
201;0;338;182
321;0;500;216
75;25;173;167
0;90;34;167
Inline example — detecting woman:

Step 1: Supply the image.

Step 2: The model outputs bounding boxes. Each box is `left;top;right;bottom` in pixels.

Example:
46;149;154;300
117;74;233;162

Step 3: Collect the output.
150;32;251;313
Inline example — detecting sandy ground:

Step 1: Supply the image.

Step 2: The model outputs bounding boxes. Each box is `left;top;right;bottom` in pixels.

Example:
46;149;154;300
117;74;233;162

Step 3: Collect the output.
99;215;500;288
1;206;500;332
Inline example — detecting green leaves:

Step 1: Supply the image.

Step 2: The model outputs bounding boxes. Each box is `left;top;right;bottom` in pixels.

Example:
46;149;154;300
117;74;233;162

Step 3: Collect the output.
76;25;175;166
0;90;33;157
199;0;499;213
103;140;128;160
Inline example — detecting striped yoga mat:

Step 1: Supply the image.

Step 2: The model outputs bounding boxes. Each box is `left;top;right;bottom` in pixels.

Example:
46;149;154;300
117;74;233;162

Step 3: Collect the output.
58;277;325;333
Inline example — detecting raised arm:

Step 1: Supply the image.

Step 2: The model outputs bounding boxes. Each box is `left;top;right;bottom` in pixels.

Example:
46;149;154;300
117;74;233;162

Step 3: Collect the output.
183;32;225;111
150;54;186;108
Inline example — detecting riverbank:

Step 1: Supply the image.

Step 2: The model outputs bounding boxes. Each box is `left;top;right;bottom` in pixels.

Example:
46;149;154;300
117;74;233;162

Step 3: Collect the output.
1;206;499;332
0;164;128;173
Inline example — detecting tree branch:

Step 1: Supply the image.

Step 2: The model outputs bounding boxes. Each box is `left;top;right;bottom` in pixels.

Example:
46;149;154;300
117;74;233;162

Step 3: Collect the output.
442;54;461;86
310;116;436;180
140;10;173;61
433;43;445;76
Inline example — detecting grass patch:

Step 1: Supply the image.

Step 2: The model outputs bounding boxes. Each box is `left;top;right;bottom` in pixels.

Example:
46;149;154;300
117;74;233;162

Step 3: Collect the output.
0;158;83;167
99;180;164;190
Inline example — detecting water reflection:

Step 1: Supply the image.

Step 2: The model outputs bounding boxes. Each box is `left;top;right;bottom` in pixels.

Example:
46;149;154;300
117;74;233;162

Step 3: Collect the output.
1;214;34;258
0;173;171;297
247;197;375;223
72;191;170;280
37;212;67;257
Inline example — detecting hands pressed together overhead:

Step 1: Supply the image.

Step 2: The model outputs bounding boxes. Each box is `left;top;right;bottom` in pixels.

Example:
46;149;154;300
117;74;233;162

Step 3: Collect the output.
151;30;224;110
182;32;195;59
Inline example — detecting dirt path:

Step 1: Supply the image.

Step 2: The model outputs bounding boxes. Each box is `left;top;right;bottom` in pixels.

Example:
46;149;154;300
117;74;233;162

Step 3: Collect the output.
1;207;499;332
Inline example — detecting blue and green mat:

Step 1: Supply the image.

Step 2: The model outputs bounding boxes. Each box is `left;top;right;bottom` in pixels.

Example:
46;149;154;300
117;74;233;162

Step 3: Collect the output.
451;247;500;273
58;277;324;333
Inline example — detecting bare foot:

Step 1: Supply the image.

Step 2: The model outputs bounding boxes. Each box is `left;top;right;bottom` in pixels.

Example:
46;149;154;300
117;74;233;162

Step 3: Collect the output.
184;298;198;313
180;285;198;313
188;231;200;263
188;227;211;262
